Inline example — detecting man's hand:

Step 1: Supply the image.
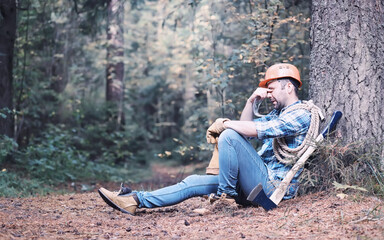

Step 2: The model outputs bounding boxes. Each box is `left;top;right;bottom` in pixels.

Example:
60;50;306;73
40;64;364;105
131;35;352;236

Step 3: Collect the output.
247;87;271;104
206;118;230;143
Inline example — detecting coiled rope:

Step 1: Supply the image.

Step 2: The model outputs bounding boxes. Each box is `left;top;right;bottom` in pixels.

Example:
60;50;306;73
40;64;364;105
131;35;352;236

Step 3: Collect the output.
273;100;324;165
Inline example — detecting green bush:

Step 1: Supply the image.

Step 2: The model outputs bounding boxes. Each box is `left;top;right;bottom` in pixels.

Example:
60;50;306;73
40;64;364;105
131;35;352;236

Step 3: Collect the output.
0;100;155;197
12;122;146;185
14;125;90;183
0;170;52;197
0;135;18;165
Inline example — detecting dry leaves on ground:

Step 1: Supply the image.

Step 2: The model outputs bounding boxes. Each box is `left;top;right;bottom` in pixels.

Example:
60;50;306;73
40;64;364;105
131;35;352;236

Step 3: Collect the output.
0;190;383;239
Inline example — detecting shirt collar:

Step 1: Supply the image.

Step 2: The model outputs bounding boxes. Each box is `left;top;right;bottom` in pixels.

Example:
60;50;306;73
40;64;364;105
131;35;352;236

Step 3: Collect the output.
278;100;302;115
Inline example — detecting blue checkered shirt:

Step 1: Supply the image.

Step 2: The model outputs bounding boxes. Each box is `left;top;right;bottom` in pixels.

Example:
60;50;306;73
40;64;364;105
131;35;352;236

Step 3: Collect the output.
254;101;311;198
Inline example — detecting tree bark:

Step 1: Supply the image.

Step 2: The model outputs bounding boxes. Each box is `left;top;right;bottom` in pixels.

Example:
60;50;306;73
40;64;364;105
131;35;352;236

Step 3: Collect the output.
106;0;125;125
0;0;16;137
310;0;384;146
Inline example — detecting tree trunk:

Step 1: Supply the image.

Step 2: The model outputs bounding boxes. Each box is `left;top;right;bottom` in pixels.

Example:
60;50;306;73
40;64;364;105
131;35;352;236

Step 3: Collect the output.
309;0;384;147
0;0;16;137
50;8;77;93
106;0;125;125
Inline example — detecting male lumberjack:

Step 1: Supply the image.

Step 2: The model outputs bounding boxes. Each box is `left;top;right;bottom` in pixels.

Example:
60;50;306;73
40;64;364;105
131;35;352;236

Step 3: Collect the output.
98;63;323;215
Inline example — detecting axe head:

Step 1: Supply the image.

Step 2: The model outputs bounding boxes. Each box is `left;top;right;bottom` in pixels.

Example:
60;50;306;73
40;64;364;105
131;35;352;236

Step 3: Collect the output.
247;184;277;211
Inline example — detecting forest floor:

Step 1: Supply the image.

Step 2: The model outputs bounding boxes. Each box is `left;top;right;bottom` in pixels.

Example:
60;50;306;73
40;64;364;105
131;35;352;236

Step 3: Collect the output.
1;163;384;240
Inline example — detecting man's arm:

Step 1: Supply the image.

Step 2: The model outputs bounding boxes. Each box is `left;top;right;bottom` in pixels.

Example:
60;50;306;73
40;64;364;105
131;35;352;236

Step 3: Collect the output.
223;120;258;137
239;100;254;121
240;88;271;121
220;88;272;137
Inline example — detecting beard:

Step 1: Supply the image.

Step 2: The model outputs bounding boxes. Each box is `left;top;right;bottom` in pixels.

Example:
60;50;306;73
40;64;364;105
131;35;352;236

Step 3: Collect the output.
271;99;284;111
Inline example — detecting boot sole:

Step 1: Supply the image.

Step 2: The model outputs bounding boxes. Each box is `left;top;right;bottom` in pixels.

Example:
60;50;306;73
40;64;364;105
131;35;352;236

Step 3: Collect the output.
98;189;134;215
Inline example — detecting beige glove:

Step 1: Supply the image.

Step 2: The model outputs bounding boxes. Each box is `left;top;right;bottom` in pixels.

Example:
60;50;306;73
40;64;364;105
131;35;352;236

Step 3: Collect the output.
206;143;219;175
206;118;230;144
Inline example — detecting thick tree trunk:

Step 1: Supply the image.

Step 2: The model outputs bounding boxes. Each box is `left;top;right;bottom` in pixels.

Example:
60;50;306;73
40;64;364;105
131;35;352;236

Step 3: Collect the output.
0;0;16;137
106;0;125;125
310;0;384;146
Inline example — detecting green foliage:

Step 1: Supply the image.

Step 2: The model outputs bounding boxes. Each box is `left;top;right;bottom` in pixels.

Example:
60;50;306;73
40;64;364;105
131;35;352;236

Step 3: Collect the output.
0;170;52;197
0;107;13;119
70;101;145;164
13;109;146;185
15;125;88;183
1;100;150;193
0;135;18;165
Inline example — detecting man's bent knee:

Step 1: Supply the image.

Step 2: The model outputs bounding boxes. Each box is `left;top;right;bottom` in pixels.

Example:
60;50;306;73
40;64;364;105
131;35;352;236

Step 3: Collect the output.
182;174;201;183
181;174;218;188
218;129;245;146
219;129;240;140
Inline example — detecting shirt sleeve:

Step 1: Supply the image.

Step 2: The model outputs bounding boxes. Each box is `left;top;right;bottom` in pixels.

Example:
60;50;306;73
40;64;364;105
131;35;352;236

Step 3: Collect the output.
255;108;311;140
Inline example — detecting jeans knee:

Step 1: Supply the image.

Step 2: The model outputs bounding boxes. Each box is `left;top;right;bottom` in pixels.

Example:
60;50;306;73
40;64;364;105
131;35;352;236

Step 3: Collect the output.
181;174;218;188
218;129;240;145
181;174;200;185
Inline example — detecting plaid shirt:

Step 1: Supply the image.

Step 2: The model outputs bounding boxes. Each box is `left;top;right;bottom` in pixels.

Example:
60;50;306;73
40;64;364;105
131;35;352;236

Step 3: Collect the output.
254;101;311;198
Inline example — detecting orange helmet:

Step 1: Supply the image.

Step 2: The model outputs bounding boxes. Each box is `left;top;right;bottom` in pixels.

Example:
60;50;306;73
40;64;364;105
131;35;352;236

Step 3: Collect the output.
259;63;302;88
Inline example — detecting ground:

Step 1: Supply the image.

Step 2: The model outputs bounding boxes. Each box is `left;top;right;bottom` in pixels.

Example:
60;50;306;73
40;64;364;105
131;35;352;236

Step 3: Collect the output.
1;164;383;239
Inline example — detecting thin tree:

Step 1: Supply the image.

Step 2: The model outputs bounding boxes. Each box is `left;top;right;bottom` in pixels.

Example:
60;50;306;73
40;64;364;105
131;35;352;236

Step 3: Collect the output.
106;0;125;126
309;0;384;148
0;0;16;137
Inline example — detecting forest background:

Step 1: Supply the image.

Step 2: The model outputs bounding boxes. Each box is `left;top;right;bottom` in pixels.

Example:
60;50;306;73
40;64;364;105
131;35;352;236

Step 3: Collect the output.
0;0;383;198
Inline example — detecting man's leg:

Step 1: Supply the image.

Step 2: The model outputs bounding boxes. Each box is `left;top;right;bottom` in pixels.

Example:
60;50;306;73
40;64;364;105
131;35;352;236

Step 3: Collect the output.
135;174;219;208
217;129;274;199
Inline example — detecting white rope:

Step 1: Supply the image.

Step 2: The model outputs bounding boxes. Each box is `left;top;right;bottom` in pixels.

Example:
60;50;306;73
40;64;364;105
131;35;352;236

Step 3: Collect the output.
273;100;324;165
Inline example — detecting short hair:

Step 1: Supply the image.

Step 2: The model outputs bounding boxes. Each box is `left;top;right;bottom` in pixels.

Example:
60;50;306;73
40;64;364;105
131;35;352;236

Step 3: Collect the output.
277;77;299;96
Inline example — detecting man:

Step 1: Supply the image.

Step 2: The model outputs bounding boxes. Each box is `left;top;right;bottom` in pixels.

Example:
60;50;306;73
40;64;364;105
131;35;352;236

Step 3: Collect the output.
98;63;315;215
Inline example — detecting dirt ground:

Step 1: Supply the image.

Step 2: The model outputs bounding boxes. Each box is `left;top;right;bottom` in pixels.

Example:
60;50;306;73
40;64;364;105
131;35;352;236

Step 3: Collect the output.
1;164;383;240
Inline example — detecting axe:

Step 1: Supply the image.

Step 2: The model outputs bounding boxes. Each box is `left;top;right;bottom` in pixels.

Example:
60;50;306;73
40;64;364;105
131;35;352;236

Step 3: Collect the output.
247;110;343;211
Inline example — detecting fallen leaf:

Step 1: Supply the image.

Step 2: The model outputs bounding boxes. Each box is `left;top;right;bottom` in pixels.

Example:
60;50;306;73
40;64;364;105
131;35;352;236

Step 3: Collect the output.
336;193;348;199
192;208;210;215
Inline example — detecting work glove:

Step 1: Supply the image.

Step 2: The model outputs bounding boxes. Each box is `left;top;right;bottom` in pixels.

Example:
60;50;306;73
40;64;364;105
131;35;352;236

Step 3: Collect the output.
206;143;219;175
206;118;230;144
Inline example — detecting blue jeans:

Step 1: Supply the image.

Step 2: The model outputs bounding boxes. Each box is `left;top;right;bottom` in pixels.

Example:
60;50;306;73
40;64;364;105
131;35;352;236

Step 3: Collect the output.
135;129;274;208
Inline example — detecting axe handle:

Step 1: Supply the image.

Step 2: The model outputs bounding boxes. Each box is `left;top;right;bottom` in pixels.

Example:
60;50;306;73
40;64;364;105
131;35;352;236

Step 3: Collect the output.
269;134;324;205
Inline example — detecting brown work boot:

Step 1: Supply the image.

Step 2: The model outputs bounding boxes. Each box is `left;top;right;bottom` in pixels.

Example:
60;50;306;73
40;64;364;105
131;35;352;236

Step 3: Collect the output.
207;193;236;204
98;187;139;215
